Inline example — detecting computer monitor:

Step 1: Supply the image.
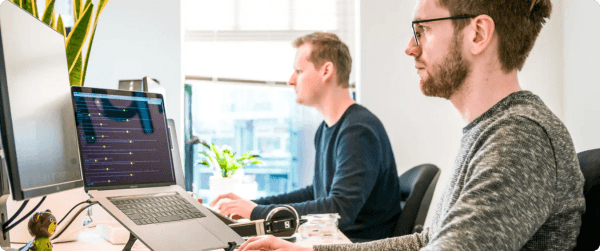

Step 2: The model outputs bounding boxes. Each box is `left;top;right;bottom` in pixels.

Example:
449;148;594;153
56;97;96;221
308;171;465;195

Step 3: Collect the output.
0;1;84;246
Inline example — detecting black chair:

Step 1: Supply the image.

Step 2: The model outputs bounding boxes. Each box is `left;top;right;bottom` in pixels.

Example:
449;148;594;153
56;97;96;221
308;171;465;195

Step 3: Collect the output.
574;149;600;251
393;164;441;236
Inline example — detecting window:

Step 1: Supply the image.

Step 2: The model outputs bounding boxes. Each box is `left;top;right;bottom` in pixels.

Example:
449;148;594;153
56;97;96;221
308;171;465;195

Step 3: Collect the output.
182;0;355;203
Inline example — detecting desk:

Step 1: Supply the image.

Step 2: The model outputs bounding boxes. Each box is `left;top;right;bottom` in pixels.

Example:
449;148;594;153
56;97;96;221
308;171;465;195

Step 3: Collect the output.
10;227;352;250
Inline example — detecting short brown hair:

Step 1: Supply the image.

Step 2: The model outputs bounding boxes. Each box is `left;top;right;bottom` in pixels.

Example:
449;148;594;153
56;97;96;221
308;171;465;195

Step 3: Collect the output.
437;0;552;72
293;32;352;88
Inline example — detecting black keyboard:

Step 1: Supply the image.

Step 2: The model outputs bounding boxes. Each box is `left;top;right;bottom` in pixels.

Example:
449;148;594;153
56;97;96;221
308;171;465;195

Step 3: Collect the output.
108;193;206;225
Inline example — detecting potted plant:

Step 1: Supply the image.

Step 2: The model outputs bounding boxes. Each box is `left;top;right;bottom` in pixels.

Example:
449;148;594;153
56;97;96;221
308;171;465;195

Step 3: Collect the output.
197;142;262;198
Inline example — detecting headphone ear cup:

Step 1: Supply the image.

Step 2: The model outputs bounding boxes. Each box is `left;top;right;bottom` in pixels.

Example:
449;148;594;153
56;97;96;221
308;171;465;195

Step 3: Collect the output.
265;205;299;237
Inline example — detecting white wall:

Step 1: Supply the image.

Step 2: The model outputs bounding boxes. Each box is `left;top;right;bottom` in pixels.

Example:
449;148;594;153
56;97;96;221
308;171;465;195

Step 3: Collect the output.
356;0;577;228
85;0;184;149
564;0;600;153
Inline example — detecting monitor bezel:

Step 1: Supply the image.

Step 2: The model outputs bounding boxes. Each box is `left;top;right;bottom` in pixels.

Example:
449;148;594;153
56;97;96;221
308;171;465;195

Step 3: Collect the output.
0;2;84;201
70;86;177;192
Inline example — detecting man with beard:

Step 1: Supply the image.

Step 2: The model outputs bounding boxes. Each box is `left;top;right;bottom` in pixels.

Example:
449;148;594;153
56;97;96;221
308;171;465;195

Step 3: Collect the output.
210;32;402;242
237;0;586;250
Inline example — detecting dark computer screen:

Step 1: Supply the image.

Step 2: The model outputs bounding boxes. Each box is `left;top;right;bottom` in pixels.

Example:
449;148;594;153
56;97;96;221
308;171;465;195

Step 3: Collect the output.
0;1;83;201
71;87;175;189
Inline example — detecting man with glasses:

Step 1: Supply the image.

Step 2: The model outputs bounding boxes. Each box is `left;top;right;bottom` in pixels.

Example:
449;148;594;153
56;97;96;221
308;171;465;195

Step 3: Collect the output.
237;0;585;250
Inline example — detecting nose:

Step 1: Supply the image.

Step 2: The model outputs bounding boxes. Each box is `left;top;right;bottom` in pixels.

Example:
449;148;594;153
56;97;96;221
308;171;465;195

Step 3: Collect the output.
405;37;421;57
288;72;296;86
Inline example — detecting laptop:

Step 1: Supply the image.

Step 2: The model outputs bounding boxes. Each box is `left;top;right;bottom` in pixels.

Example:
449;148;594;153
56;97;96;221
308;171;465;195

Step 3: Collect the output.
70;86;244;251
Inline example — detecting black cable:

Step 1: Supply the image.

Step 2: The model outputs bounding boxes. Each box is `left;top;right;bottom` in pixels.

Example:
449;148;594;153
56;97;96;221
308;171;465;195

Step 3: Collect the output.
57;200;92;225
4;196;46;232
51;201;98;241
2;200;29;230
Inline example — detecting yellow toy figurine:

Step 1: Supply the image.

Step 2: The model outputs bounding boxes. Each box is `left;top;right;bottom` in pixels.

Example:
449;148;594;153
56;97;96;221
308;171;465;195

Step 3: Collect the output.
27;209;57;251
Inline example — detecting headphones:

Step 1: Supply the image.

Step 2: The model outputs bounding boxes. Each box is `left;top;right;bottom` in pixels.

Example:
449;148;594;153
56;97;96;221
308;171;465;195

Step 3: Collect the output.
228;205;300;237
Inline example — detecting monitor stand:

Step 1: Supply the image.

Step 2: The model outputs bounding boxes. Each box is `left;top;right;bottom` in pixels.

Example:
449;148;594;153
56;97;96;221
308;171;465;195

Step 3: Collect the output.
0;193;10;247
0;152;10;248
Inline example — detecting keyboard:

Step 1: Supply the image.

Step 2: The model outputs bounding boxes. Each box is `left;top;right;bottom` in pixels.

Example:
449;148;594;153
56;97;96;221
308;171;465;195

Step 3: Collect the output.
108;193;206;225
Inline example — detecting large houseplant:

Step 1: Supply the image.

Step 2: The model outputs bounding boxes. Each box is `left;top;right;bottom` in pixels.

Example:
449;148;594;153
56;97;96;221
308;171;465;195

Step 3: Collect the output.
9;0;109;86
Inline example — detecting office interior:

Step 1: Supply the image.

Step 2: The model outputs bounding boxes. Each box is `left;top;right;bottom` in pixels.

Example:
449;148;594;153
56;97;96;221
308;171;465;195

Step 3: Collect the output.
2;0;600;242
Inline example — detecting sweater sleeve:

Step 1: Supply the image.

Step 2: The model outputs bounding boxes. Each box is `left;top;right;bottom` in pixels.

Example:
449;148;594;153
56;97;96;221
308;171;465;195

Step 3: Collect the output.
251;125;382;229
421;117;557;250
252;185;315;206
314;228;430;251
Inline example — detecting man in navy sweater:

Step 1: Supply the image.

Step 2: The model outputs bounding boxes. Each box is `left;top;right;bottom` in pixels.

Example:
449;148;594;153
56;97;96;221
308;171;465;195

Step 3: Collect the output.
210;32;402;241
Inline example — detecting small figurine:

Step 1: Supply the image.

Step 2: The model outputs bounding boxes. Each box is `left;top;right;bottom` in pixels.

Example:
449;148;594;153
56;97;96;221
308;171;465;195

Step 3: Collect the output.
26;209;57;251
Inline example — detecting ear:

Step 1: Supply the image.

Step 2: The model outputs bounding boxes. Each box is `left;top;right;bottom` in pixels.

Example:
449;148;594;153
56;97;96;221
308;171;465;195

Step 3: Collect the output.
468;14;495;55
320;61;336;84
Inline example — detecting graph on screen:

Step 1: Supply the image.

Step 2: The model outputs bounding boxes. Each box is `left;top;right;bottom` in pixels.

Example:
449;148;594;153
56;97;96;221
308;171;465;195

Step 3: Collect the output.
72;91;174;187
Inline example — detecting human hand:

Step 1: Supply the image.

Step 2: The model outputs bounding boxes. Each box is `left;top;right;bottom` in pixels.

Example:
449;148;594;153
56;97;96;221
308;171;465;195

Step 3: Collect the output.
238;235;313;251
209;193;242;207
217;197;257;219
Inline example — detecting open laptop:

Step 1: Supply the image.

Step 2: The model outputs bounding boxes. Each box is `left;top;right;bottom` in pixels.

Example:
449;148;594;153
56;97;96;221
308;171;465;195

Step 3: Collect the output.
70;86;244;251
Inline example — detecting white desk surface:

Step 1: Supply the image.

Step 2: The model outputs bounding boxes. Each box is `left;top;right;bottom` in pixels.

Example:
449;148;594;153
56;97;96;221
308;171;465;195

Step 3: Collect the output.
10;227;352;250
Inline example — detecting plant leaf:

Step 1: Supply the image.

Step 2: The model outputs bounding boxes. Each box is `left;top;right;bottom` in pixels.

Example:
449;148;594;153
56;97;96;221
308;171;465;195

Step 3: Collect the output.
31;0;38;18
69;54;83;86
55;14;65;35
196;160;210;167
200;141;211;149
10;0;22;8
73;0;82;22
65;2;93;83
41;0;55;26
21;0;35;17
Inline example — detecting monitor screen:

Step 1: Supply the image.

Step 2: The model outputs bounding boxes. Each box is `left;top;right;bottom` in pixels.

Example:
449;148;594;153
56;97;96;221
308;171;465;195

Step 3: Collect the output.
71;87;175;190
0;1;83;201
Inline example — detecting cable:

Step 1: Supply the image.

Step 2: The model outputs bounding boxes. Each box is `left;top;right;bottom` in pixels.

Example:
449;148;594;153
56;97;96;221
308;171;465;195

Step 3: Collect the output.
4;196;46;232
2;199;29;230
57;200;92;225
51;201;98;241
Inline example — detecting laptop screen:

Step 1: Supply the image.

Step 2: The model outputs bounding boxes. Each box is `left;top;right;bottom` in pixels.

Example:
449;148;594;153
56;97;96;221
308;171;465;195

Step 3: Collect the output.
71;87;175;190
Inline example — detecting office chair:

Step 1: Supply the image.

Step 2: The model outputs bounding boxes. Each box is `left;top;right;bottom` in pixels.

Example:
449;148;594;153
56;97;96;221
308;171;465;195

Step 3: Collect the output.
393;164;440;236
574;149;600;251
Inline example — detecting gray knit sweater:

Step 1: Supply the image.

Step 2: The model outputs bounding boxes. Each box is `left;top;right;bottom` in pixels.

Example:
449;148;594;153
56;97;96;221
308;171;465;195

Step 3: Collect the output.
315;91;585;251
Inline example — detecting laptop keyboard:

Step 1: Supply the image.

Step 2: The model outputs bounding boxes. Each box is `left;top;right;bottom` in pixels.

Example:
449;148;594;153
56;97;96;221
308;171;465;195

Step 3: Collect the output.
108;193;206;225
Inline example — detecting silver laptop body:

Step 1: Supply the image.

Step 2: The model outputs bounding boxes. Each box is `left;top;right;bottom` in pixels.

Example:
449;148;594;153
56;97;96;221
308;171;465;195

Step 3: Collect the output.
70;86;243;251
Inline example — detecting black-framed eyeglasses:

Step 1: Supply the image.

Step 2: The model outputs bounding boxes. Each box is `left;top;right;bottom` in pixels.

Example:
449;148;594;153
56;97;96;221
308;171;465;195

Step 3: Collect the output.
411;15;477;46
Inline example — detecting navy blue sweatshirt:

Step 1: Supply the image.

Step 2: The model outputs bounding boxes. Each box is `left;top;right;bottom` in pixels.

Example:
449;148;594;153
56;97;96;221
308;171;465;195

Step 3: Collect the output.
250;104;402;241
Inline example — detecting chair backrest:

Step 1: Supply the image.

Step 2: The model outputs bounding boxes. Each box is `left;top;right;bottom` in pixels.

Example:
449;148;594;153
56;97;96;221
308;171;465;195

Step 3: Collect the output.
574;149;600;251
393;164;440;237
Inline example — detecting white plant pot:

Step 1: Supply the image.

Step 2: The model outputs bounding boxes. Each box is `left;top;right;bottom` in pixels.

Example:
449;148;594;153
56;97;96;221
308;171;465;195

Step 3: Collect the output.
209;176;241;201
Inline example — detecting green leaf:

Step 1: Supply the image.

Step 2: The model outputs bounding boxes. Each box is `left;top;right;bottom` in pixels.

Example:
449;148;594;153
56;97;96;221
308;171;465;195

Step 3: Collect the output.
31;0;38;18
69;54;83;86
41;0;55;26
10;0;22;8
80;0;107;86
73;0;82;22
21;0;34;17
65;2;93;82
55;14;66;36
200;141;211;149
197;160;210;167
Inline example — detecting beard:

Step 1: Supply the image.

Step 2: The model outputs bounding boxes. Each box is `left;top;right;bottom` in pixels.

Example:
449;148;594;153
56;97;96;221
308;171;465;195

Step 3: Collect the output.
420;34;471;99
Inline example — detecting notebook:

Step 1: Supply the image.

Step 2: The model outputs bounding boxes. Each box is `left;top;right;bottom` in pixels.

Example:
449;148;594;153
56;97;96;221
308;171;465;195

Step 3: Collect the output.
70;86;243;251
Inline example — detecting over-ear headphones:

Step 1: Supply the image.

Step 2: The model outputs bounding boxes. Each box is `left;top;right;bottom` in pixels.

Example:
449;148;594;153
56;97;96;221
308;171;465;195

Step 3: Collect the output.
228;205;300;237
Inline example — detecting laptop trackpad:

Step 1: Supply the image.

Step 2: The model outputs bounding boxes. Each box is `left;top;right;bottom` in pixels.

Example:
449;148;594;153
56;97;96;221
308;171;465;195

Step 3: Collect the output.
137;220;225;251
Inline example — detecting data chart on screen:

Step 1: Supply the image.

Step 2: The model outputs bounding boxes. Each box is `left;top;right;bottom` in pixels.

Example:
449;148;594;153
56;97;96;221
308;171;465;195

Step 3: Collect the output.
72;91;175;187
